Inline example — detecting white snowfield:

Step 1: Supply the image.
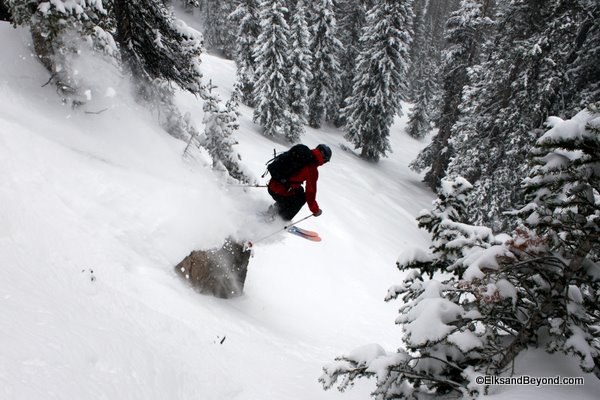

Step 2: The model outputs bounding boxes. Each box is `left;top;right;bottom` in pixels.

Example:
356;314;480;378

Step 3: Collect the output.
1;22;598;400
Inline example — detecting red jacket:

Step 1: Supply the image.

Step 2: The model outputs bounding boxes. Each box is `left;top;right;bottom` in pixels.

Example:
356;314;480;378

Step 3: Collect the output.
268;149;324;213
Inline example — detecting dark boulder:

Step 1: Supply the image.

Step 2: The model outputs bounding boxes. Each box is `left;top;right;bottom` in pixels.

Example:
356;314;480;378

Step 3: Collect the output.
175;238;251;299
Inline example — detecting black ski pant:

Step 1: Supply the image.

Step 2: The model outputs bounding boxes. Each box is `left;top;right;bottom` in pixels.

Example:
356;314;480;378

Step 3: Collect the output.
268;187;306;221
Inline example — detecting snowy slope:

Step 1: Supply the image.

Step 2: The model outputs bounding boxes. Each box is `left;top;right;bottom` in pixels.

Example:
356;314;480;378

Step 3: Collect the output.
1;21;599;400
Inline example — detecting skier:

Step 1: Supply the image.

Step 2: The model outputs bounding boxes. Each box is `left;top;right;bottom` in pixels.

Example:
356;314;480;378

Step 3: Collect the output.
267;144;332;221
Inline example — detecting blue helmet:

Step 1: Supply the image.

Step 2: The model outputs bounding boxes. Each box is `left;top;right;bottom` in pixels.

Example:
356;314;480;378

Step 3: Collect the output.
317;144;332;163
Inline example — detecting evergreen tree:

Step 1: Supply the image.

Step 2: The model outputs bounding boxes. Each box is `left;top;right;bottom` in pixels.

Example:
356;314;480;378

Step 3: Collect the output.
407;0;459;102
202;0;239;59
426;0;461;50
410;0;494;189
405;40;437;139
112;0;205;142
200;91;253;183
285;112;304;143
334;0;367;127
322;107;600;397
411;177;495;278
406;0;426;101
565;3;600;115
519;102;600;263
252;0;291;137
447;0;600;231
113;0;204;96
231;0;261;106
342;0;413;161
288;0;312;122
307;0;343;128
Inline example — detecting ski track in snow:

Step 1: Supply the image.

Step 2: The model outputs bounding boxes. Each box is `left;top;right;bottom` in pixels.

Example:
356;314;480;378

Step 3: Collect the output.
1;21;599;400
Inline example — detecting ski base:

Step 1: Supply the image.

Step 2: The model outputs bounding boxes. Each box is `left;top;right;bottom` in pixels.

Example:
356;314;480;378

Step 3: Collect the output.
288;226;321;242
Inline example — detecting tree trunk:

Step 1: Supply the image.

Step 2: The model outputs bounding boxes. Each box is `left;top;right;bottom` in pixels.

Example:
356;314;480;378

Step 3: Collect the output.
0;0;11;22
30;24;55;73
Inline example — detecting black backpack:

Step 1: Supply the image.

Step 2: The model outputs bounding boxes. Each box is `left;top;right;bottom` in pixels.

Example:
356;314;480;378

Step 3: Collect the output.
265;144;315;184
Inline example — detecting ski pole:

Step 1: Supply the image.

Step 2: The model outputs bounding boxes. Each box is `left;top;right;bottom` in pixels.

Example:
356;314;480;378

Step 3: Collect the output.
229;184;268;188
247;214;314;248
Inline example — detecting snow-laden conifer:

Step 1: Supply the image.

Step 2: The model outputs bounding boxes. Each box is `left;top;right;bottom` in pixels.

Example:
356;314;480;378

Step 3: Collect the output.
334;0;367;127
405;0;426;102
231;0;261;106
519;102;600;263
322;106;600;398
447;0;599;230
410;0;493;189
405;40;437;139
288;0;312;124
415;177;495;277
200;91;253;184
202;0;239;59
111;0;205;143
252;0;291;138
113;0;204;95
306;0;343;128
342;0;413;161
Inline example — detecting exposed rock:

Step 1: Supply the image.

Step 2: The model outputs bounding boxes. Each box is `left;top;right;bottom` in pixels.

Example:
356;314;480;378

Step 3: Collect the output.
174;238;251;299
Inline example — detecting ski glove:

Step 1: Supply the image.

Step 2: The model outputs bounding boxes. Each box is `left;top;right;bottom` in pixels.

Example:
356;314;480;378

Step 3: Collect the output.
313;209;323;217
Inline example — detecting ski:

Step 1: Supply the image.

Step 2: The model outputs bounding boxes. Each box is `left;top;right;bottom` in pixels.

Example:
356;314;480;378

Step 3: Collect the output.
289;226;319;237
288;226;321;242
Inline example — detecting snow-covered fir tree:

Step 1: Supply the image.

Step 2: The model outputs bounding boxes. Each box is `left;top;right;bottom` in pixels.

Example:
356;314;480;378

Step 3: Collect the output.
410;0;494;189
285;0;312;141
405;0;426;101
519;102;600;263
425;0;461;51
306;0;343;128
515;103;600;371
7;0;115;105
200;91;253;183
342;0;413;161
202;0;239;59
112;0;205;142
252;0;291;138
334;0;367;127
411;177;495;277
231;0;261;106
563;3;600;116
113;0;204;96
321;106;600;398
405;39;437;139
447;0;600;231
406;0;459;102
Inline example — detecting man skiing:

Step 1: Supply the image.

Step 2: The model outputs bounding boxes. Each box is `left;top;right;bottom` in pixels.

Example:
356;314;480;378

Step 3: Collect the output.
267;144;332;221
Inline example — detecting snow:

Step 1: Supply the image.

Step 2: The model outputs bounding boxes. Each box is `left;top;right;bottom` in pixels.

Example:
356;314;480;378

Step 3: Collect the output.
396;246;433;266
539;108;597;143
447;330;482;352
462;245;513;281
1;20;599;400
397;281;468;345
346;344;388;367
